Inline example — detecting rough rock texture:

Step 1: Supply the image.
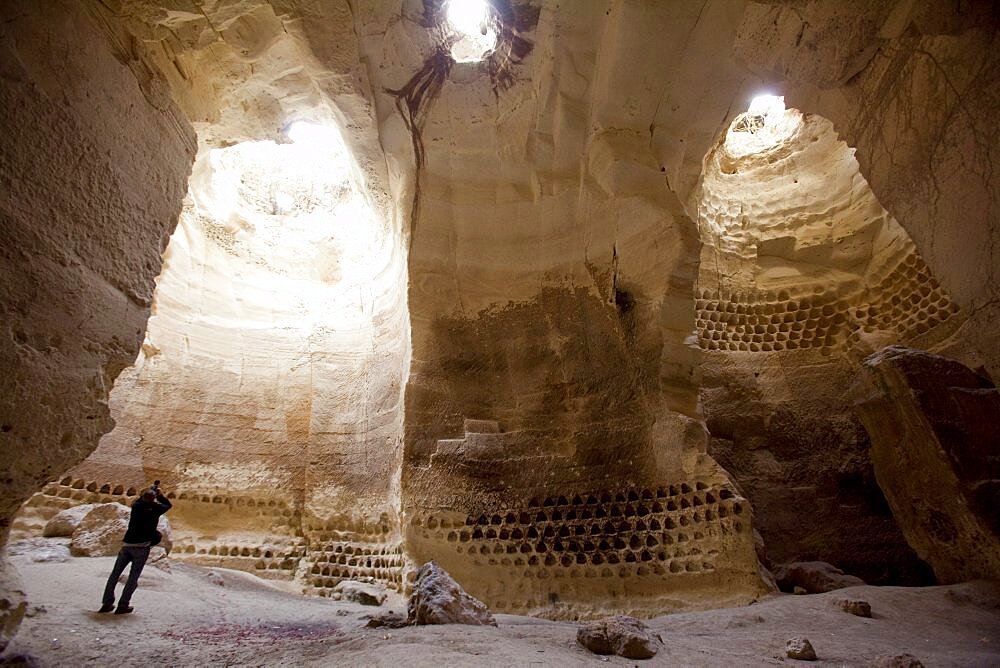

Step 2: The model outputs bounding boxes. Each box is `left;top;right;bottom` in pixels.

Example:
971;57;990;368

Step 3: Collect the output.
0;560;26;654
853;346;1000;583
786;637;817;661
835;599;873;618
1;0;998;634
406;562;496;626
577;615;661;659
364;611;408;629
874;654;924;668
773;561;866;594
334;581;386;607
5;540;70;565
69;503;172;558
695;106;956;585
0;0;195;643
25;0;412;595
69;504;130;557
380;2;766;617
42;505;96;538
0;0;195;545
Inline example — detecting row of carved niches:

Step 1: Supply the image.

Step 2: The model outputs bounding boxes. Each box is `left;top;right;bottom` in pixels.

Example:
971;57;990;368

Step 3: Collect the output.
175;537;306;579
695;250;960;354
408;481;753;614
11;477;180;536
303;513;406;593
13;477;408;593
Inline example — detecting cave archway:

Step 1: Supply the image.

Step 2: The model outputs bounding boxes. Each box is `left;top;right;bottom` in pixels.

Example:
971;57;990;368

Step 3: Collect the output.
691;97;961;584
15;119;411;591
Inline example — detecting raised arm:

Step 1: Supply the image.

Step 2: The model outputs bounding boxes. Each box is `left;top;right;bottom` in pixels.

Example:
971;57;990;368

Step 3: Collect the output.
154;491;172;514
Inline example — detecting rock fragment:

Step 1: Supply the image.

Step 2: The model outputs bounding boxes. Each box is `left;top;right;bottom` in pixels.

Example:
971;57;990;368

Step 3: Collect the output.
6;539;70;563
334;581;385;606
69;504;130;557
873;653;924;667
577;615;661;660
365;611;408;628
42;504;97;537
835;598;872;617
406;562;496;626
773;561;865;593
853;346;1000;583
786;637;817;661
69;503;172;557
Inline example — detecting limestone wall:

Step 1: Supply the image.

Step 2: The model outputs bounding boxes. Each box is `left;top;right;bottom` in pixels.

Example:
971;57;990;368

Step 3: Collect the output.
2;0;997;627
693;106;963;583
0;0;195;544
9;0;413;596
350;1;768;616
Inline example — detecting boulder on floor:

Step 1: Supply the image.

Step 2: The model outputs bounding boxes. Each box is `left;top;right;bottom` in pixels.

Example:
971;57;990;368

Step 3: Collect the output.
334;580;385;606
873;653;924;667
773;561;864;593
577;615;662;659
69;503;172;557
853;346;1000;582
406;561;495;626
42;504;97;537
786;637;817;660
365;611;408;628
835;598;872;617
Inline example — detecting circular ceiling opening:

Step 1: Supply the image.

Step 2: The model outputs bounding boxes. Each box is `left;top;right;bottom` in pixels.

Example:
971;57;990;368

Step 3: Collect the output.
724;95;802;157
444;0;498;63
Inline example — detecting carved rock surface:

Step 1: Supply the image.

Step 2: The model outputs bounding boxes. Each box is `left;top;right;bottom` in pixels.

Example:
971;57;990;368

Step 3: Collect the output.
69;504;172;557
42;504;97;538
853;346;1000;582
577;615;661;659
773;561;865;594
406;562;495;626
695;109;958;588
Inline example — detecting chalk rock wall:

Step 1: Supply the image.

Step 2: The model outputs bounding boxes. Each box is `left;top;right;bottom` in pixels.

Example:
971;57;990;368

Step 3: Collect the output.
693;107;962;582
10;0;412;596
0;0;196;648
351;2;768;617
0;0;195;545
3;0;998;627
733;1;1000;376
853;346;1000;583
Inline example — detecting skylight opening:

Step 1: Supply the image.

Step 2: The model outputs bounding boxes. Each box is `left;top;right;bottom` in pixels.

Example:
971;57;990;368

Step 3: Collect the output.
444;0;498;63
724;94;801;158
185;119;386;298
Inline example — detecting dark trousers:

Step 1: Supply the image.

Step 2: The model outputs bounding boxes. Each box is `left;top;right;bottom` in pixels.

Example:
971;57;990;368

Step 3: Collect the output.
102;545;150;607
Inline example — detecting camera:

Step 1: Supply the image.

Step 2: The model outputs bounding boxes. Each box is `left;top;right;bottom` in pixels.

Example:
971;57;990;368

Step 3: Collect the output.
151;479;161;493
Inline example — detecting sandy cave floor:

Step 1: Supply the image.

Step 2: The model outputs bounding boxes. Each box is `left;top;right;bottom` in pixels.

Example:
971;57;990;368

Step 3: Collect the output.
2;551;999;667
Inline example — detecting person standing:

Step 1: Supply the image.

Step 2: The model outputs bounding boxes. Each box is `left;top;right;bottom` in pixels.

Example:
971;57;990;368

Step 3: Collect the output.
98;483;172;614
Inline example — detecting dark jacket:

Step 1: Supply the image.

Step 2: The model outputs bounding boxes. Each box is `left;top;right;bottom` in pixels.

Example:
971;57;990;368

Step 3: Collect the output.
122;494;172;544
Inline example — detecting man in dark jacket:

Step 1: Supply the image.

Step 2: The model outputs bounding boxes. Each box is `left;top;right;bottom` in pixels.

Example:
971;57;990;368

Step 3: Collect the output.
99;485;172;614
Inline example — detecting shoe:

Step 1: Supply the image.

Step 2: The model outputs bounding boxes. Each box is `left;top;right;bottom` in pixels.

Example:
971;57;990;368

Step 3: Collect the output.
98;604;115;613
114;606;134;615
